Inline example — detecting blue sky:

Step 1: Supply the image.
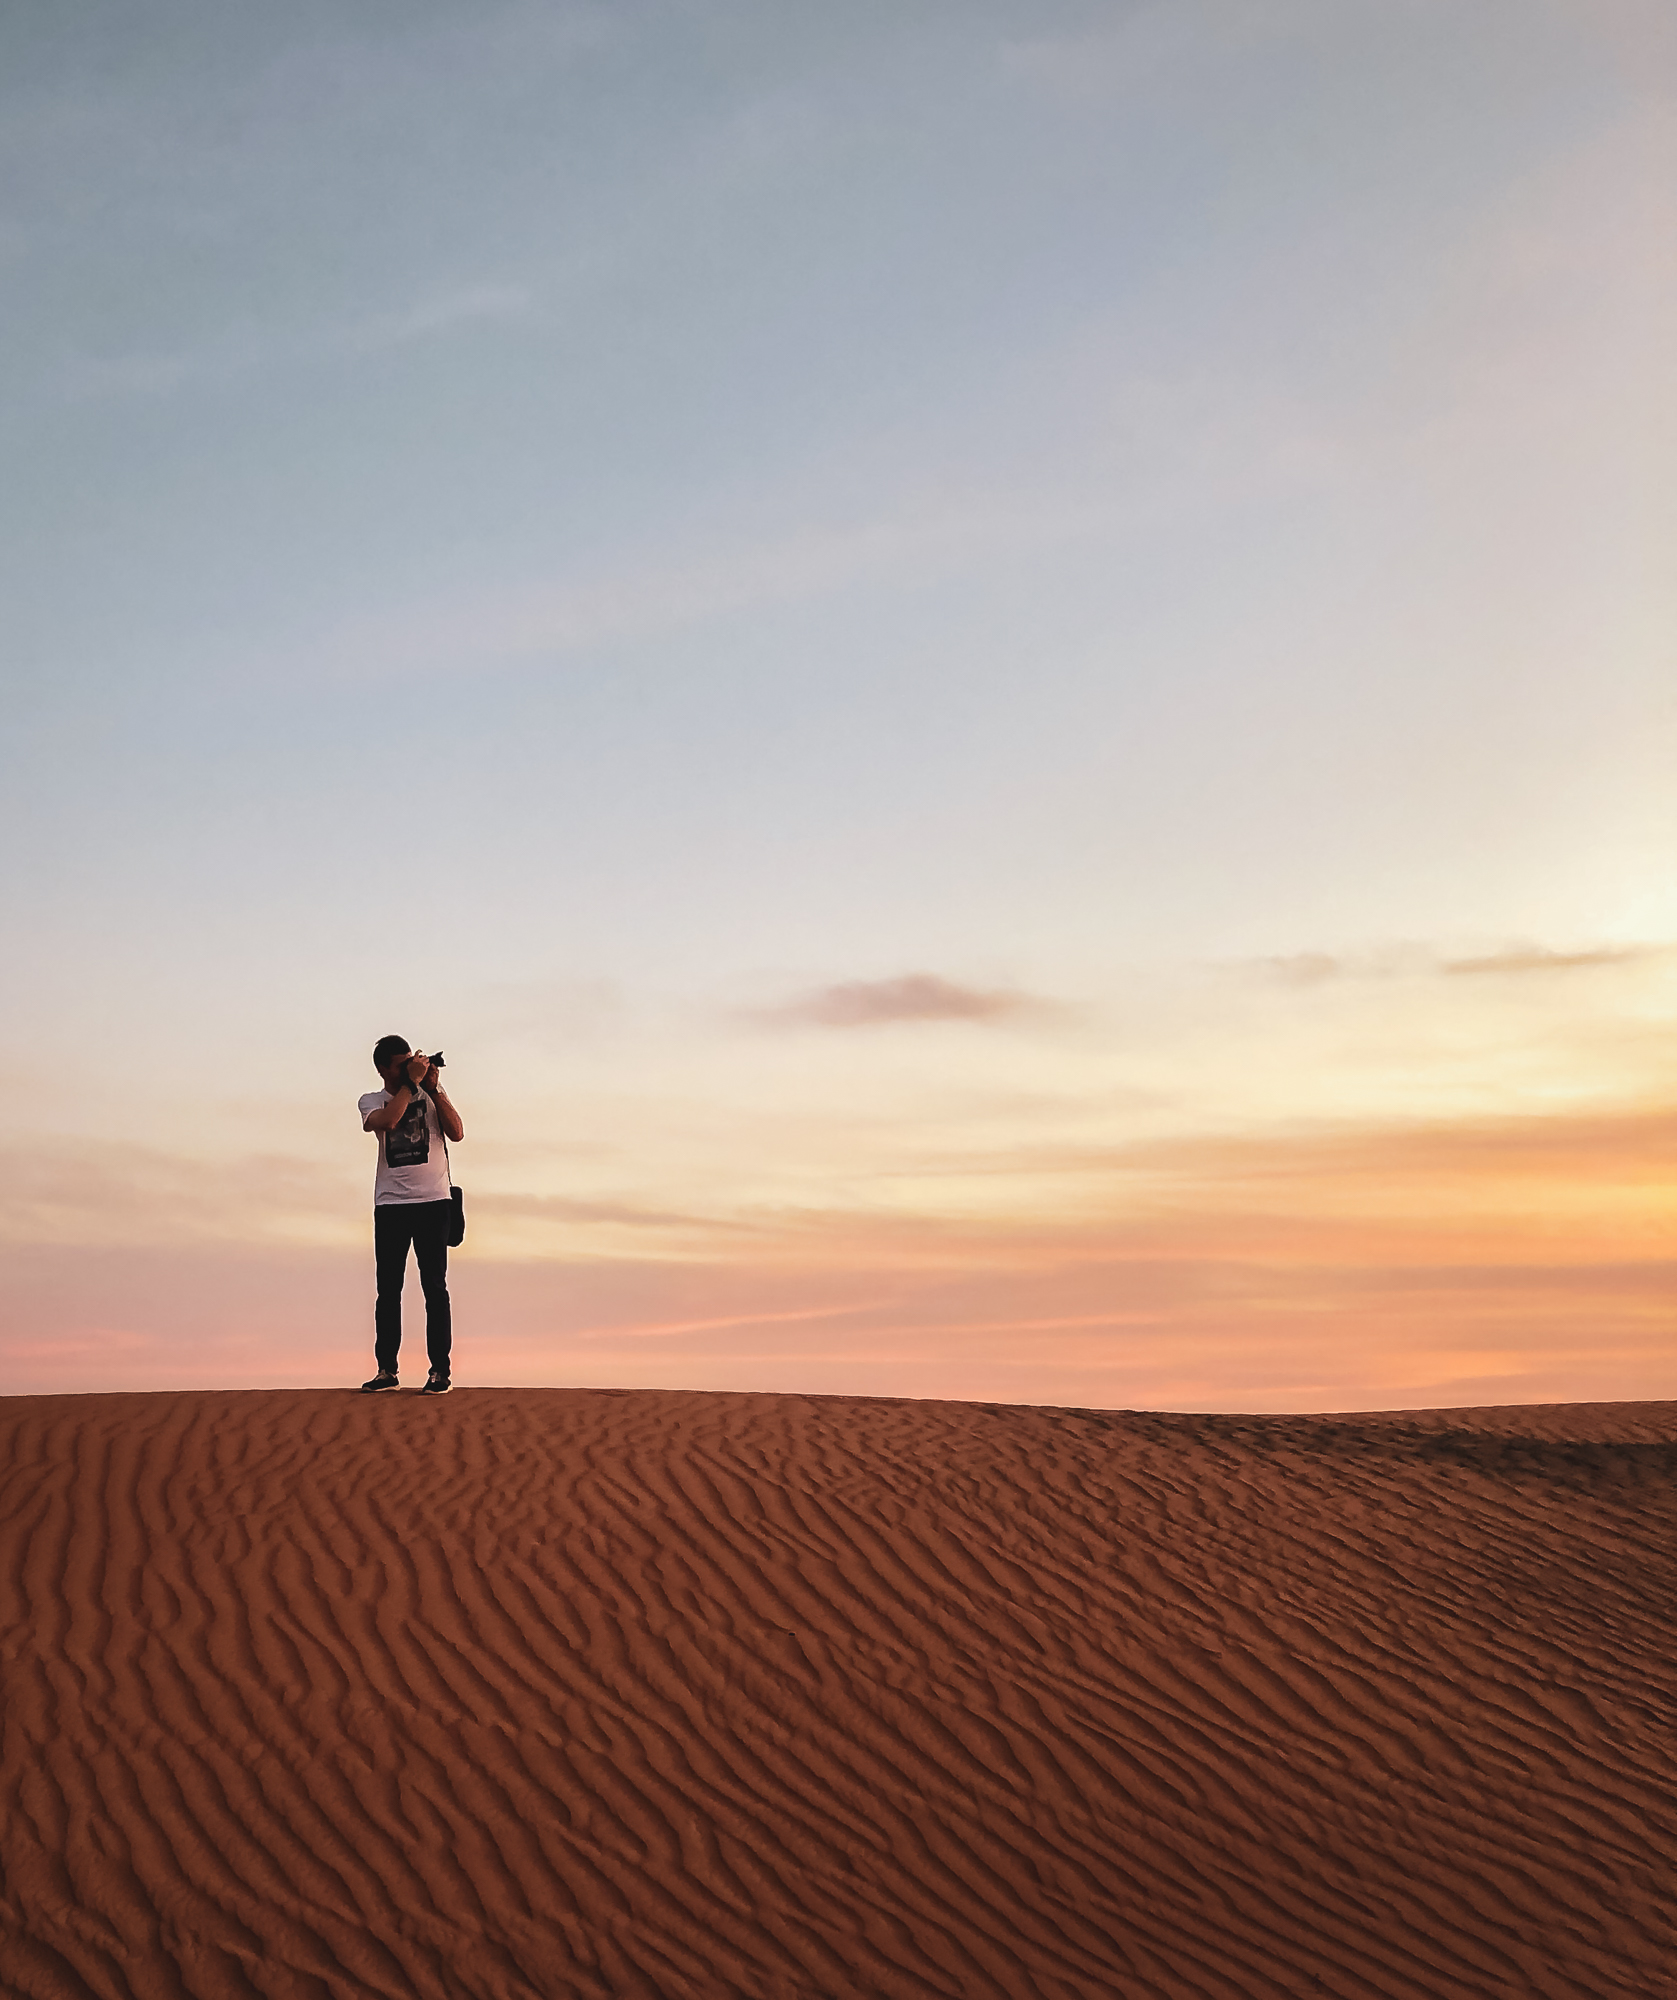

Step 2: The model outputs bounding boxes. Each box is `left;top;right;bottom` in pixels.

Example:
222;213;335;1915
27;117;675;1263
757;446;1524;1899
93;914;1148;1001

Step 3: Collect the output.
3;0;1673;1401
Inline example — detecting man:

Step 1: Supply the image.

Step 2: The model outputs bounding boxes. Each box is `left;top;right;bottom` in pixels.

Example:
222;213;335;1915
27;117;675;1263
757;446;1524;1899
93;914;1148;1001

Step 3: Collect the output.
358;1035;465;1394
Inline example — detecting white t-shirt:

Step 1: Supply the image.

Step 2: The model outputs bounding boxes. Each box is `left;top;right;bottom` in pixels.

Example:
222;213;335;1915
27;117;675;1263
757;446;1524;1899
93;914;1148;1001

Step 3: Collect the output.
358;1088;452;1206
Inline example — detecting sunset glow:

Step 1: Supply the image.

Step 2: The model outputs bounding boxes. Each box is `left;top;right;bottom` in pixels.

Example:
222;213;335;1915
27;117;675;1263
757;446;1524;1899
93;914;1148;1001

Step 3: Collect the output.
3;1;1672;1406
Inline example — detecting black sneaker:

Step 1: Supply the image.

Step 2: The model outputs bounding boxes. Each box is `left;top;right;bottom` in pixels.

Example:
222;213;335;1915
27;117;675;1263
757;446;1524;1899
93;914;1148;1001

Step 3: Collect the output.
361;1370;400;1393
420;1370;452;1395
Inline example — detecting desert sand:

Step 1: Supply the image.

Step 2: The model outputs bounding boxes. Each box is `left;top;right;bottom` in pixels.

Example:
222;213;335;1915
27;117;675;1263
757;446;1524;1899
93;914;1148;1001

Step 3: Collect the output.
1;1389;1672;1999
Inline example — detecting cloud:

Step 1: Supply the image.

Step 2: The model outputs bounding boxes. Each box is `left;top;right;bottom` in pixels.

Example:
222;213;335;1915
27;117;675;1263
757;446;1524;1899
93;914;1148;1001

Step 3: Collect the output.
1258;952;1344;986
1443;944;1672;977
755;974;1045;1029
341;284;530;353
3;1140;360;1249
1240;940;1673;984
63;283;530;400
304;486;1120;684
472;1191;764;1235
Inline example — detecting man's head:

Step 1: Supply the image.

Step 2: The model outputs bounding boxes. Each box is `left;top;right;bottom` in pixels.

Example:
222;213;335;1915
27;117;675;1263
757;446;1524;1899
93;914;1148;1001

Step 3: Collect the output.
373;1034;411;1076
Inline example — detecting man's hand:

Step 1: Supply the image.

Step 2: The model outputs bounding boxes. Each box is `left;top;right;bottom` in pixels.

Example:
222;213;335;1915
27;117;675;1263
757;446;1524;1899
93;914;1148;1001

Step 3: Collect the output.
367;1048;461;1139
366;1052;424;1131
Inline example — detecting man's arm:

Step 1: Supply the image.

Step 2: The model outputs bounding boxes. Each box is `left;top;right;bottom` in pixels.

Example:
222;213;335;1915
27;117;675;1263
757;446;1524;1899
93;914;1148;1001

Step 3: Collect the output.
428;1072;464;1142
363;1083;413;1133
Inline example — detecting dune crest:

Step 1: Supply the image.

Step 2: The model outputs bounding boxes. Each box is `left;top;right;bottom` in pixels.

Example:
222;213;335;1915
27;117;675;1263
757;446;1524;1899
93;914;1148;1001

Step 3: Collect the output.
2;1388;1673;1998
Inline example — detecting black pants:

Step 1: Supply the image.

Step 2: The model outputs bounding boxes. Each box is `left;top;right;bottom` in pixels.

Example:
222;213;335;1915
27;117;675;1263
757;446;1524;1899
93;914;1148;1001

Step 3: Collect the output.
373;1200;453;1376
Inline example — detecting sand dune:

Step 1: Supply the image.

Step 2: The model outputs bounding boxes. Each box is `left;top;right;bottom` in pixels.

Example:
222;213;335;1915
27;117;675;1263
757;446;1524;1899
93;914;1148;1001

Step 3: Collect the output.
2;1390;1673;1999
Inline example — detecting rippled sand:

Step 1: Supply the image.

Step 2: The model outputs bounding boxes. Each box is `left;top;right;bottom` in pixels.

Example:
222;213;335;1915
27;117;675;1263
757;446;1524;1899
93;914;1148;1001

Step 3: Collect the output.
3;1388;1673;1998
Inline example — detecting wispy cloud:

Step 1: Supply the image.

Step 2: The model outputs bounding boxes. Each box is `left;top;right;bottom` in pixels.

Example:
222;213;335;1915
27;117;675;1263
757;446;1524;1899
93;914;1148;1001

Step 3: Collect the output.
305;485;1122;683
340;284;530;352
1256;952;1345;986
1244;941;1672;984
473;1191;763;1236
754;974;1046;1030
63;283;530;400
4;1141;359;1249
1442;944;1672;977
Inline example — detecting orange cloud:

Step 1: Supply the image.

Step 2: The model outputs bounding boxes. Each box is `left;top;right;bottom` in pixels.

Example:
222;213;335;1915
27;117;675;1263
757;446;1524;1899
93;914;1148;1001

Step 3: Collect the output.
754;973;1042;1028
1442;943;1671;975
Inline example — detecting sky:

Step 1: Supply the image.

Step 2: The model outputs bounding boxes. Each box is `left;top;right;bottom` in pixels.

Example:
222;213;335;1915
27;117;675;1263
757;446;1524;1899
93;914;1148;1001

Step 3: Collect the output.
3;0;1673;1408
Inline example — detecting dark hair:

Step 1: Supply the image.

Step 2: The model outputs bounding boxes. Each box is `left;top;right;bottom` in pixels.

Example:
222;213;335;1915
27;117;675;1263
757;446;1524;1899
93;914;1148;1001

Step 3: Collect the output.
372;1034;411;1072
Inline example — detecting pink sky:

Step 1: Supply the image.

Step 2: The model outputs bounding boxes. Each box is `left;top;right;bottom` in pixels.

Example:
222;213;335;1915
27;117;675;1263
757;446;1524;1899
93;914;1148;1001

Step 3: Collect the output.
7;1100;1669;1410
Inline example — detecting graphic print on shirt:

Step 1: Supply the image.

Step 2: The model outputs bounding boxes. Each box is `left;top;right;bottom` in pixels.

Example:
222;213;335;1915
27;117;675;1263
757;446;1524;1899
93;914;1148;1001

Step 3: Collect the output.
385;1093;431;1169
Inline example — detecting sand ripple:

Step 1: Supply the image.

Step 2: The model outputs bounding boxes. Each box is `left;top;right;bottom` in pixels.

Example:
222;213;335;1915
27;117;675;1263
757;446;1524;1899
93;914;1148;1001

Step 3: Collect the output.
2;1389;1673;1998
